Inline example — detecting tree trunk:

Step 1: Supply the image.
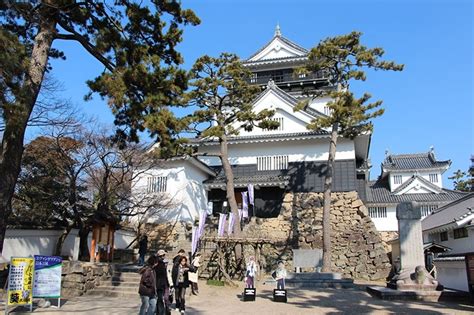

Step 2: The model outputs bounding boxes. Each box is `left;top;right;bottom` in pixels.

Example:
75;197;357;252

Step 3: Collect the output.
0;18;56;253
78;226;91;261
321;122;339;273
54;226;73;257
219;134;241;235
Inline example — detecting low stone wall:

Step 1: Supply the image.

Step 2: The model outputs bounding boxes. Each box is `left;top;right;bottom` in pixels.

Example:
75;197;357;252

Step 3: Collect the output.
61;261;112;297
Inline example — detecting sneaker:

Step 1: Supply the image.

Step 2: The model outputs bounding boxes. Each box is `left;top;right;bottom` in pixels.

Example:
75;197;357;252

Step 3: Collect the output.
180;311;185;314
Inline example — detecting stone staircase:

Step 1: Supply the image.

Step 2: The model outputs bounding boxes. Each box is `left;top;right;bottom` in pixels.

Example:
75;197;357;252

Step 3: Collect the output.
88;264;140;298
285;272;354;289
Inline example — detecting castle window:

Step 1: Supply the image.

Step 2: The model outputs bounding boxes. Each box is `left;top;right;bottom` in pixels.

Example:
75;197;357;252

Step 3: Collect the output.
147;176;167;193
257;155;288;171
250;73;257;83
263;117;284;131
440;231;448;241
368;207;387;218
393;175;402;185
420;204;438;218
323;106;331;116
453;227;468;239
429;174;438;183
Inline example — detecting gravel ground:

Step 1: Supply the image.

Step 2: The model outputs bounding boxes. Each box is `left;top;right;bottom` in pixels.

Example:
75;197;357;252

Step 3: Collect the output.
2;280;473;314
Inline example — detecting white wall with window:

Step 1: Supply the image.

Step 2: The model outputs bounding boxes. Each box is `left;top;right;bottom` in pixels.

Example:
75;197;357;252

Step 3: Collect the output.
369;205;398;231
389;171;444;192
198;137;356;167
423;227;474;255
131;158;212;224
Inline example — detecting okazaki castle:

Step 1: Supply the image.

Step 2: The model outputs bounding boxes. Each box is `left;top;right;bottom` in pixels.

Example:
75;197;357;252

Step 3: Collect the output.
131;26;466;239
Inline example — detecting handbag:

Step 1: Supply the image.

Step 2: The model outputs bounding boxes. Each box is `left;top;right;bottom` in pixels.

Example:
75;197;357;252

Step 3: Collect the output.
271;271;277;279
188;271;198;283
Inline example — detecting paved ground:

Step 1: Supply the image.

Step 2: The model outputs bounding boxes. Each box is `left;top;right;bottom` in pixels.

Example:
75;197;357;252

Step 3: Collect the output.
2;281;473;314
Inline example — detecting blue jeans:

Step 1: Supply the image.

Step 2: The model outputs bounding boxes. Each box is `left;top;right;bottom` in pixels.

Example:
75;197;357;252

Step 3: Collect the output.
139;295;157;315
277;278;285;290
138;254;145;266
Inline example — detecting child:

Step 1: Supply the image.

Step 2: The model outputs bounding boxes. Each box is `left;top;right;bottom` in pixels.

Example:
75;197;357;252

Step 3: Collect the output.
274;260;287;290
244;256;258;288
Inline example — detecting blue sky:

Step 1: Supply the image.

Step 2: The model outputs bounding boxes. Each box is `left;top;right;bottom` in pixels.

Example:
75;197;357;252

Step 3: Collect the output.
49;0;473;185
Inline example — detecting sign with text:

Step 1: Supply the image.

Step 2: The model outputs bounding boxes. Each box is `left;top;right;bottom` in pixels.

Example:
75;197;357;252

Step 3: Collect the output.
33;255;62;298
7;257;34;306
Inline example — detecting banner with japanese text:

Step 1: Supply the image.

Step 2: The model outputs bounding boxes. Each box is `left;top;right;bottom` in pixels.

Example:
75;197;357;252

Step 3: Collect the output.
7;257;34;306
33;255;62;298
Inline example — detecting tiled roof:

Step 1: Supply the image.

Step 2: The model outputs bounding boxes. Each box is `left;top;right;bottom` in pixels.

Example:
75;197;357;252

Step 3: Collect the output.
186;130;330;146
392;175;444;194
203;174;290;188
382;152;451;171
364;178;467;205
422;193;474;231
246;35;308;61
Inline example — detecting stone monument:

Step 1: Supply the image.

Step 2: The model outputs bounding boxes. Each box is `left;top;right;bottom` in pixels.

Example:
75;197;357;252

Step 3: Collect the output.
387;201;439;291
367;201;443;301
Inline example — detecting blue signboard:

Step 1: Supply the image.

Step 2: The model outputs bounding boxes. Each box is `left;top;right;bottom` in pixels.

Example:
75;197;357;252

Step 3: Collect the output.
33;255;62;298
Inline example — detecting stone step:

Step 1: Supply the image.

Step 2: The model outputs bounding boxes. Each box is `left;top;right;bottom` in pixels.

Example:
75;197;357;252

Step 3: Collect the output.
100;280;139;287
97;285;138;292
87;289;138;298
287;272;343;280
285;281;354;289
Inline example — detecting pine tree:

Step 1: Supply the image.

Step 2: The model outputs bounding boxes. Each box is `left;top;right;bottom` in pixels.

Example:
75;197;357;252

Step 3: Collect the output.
296;32;403;272
0;1;199;252
184;53;279;234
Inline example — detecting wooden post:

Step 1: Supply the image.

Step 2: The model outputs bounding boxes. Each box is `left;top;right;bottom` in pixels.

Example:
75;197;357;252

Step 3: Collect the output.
90;225;98;263
109;225;115;262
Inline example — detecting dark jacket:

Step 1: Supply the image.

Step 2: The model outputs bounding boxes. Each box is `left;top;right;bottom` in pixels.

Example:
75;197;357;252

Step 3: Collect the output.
138;237;148;255
171;263;194;288
154;260;169;290
138;266;156;297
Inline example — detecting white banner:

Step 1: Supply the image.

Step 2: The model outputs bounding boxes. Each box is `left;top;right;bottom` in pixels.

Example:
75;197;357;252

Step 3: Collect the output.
218;213;227;237
248;184;254;206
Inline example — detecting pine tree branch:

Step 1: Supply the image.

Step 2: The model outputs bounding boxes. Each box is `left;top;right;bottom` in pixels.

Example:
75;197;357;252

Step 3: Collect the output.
55;23;116;72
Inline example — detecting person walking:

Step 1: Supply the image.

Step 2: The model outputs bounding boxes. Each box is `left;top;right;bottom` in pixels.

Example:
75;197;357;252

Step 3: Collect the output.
172;256;193;314
172;249;186;265
188;253;201;295
138;235;148;266
138;255;157;315
154;250;169;315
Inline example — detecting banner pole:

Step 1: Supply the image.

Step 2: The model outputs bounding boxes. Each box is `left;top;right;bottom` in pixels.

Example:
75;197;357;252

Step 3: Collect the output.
4;265;9;315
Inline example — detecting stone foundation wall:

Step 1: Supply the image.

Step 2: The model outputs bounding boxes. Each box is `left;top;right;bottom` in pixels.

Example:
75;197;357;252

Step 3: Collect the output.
61;261;112;297
144;222;193;254
201;191;392;281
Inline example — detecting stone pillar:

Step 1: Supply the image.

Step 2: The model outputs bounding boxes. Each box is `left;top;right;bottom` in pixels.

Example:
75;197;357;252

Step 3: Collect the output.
389;201;439;291
396;201;424;272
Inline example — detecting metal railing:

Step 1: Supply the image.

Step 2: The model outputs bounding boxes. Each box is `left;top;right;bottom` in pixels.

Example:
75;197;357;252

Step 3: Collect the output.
249;71;326;85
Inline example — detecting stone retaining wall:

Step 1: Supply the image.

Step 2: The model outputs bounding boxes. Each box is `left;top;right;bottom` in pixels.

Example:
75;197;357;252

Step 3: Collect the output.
144;222;193;254
61;261;112;297
202;191;392;281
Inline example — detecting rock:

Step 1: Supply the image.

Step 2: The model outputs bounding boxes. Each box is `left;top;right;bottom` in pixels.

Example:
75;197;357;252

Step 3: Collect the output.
351;200;364;208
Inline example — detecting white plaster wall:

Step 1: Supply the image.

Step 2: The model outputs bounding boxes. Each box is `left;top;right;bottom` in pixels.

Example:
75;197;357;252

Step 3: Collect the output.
234;92;313;137
131;161;209;224
371;206;398;232
435;260;469;292
389;171;443;192
2;229;79;261
198;138;355;166
308;96;332;114
114;229;136;249
428;228;474;255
